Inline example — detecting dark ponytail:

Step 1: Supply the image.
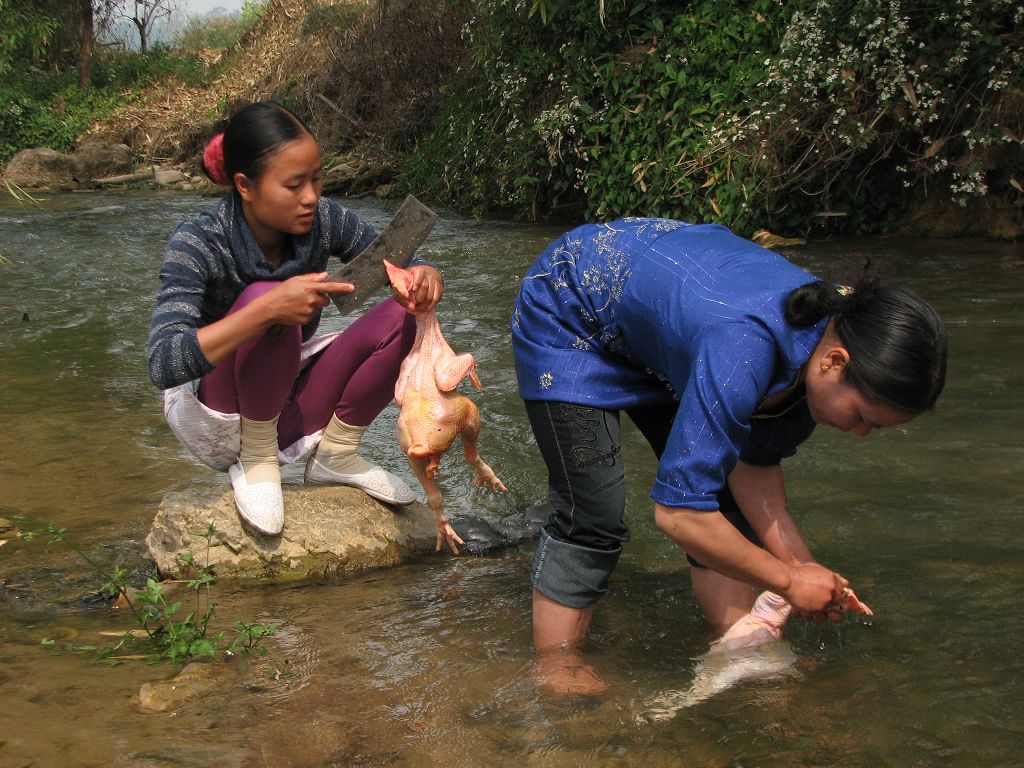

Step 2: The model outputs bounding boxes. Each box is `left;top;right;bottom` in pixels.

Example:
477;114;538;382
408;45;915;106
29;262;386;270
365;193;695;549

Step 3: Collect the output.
200;101;314;185
785;265;947;414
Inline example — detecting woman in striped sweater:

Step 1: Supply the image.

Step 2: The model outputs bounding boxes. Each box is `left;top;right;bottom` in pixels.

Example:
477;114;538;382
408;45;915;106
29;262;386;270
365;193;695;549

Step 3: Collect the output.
147;102;442;536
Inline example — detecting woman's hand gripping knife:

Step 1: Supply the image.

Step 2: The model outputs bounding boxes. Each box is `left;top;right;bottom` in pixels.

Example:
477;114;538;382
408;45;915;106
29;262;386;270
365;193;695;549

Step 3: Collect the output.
385;260;508;554
197;272;355;366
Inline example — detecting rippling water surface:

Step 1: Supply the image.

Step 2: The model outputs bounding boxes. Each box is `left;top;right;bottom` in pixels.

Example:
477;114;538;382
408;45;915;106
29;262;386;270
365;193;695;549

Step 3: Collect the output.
1;192;1021;767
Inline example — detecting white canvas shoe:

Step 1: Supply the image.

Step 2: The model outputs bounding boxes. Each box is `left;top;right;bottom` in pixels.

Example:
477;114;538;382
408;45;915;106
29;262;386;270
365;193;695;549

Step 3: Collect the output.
228;462;285;535
304;456;416;505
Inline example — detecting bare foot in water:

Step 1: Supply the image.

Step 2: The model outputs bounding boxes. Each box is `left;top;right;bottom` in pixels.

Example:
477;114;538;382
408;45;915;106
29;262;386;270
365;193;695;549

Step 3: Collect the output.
531;651;609;696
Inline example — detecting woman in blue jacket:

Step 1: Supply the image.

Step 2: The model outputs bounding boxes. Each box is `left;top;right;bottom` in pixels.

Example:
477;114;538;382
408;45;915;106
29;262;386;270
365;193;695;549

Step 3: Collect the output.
512;218;946;692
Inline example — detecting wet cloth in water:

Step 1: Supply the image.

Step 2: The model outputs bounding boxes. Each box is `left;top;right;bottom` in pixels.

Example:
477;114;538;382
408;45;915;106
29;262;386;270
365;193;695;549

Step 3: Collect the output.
511;218;826;511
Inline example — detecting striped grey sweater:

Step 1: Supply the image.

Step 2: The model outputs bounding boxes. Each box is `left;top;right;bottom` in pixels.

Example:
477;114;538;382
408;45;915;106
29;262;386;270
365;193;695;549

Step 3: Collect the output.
147;192;376;390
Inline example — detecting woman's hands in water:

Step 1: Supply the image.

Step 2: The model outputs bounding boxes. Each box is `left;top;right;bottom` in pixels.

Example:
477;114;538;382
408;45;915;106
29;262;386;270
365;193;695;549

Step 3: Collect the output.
392;265;444;314
782;562;850;623
265;272;354;327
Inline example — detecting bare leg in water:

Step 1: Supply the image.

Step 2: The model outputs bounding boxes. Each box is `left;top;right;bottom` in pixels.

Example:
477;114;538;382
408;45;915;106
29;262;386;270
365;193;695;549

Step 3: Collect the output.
531;589;609;695
691;566;759;633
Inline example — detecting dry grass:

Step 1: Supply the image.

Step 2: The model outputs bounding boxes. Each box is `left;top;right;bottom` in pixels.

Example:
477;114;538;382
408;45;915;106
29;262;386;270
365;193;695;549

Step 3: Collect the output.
287;0;470;155
88;0;467;175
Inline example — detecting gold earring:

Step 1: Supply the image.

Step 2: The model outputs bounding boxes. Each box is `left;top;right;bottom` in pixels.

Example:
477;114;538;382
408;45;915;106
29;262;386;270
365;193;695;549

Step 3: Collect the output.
820;363;830;372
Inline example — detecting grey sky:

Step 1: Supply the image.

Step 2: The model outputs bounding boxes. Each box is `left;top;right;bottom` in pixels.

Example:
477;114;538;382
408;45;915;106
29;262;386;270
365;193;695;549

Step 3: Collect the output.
104;0;247;47
181;0;247;15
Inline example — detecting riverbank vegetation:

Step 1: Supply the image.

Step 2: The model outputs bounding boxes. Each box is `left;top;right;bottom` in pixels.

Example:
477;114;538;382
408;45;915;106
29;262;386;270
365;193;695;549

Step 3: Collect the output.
2;0;1021;238
403;0;1023;236
0;0;265;162
22;521;276;667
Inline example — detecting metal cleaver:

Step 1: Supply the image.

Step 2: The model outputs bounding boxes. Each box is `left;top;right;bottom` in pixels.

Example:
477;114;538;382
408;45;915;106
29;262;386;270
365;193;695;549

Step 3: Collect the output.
325;193;438;315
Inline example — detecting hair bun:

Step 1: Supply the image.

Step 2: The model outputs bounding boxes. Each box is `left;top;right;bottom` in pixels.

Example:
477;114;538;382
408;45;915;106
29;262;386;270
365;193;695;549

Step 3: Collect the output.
202;133;230;186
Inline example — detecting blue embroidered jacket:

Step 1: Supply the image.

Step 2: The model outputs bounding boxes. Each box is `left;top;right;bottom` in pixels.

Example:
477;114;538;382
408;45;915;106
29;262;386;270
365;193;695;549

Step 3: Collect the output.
511;219;826;510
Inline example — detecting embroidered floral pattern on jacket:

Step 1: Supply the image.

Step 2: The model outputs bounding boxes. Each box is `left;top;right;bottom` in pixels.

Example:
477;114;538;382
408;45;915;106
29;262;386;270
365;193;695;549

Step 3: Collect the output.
511;217;827;511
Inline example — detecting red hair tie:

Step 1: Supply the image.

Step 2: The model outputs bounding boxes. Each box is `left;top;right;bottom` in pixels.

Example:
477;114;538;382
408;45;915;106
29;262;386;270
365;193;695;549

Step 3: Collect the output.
203;133;230;186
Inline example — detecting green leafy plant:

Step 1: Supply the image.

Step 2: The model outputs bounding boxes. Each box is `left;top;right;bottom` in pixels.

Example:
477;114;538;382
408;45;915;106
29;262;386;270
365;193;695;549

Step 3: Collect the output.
403;0;1023;235
300;2;360;37
23;522;276;667
228;620;277;657
0;45;211;162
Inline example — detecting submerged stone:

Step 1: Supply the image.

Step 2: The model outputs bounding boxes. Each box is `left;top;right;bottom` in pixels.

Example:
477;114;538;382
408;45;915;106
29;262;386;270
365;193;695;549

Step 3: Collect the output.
448;501;549;555
136;661;230;714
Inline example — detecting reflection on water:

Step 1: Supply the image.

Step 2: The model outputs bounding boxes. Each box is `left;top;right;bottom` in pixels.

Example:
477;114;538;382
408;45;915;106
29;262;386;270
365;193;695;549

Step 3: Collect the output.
1;192;1022;767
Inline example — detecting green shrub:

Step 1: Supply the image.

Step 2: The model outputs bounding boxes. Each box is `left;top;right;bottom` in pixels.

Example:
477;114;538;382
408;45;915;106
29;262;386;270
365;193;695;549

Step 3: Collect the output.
0;0;60;77
92;46;209;89
402;0;793;228
301;2;362;36
732;0;1024;234
0;48;210;162
0;69;127;159
404;0;1023;235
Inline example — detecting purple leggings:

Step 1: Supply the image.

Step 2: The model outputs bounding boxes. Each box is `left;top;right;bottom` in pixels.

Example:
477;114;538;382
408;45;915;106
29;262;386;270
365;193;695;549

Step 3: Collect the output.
198;282;415;448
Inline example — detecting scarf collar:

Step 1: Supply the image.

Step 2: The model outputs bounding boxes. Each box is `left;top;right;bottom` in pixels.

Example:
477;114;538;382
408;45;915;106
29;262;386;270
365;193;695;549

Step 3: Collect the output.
216;191;322;280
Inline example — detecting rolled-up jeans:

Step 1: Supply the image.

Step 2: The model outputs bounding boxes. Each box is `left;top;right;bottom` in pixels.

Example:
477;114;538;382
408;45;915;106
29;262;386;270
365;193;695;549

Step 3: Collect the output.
524;399;762;609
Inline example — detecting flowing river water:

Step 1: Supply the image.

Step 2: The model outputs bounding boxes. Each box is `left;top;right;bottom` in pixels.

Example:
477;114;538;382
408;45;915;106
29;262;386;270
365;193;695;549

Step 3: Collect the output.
0;192;1021;767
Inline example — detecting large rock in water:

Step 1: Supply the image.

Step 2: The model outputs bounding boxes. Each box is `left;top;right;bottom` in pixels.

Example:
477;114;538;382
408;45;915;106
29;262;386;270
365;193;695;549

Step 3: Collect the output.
2;142;133;189
71;141;133;183
2;148;77;190
146;484;438;581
